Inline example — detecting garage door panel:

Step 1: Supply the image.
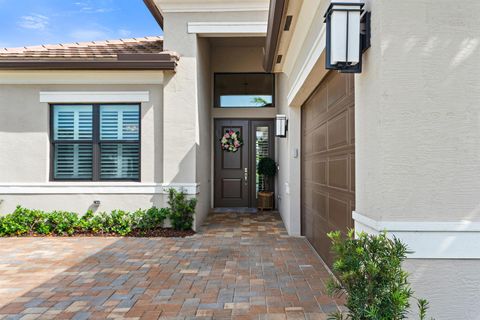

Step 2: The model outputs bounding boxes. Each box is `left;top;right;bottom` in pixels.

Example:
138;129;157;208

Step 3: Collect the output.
306;84;328;124
313;191;328;219
329;156;349;190
314;221;334;266
349;106;355;144
313;123;327;153
302;71;355;268
304;159;313;183
328;196;350;232
304;181;313;208
312;161;327;185
328;110;348;149
350;153;355;192
327;72;348;108
303;207;314;242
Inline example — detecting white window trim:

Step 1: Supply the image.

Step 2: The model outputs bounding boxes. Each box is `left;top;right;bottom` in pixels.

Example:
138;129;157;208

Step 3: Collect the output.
187;22;267;37
40;91;150;103
353;211;480;259
0;183;199;195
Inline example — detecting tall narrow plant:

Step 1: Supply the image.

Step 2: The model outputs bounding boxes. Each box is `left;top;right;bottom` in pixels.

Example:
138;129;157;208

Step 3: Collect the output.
257;157;277;192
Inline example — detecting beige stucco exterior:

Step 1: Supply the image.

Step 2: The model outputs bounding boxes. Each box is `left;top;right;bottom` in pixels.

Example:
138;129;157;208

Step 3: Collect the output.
159;5;271;227
1;0;479;317
0;75;167;215
357;0;480;222
271;0;480;317
353;1;480;317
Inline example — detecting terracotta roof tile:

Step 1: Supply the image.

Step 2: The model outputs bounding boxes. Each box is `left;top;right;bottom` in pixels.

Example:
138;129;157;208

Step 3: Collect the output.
0;36;168;61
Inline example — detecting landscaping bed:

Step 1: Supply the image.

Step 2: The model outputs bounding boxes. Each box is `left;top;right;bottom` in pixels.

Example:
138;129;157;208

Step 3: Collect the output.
0;189;197;238
8;227;196;238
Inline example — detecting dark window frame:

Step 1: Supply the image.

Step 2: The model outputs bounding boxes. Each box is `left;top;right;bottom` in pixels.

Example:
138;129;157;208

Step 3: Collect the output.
214;72;276;108
49;103;141;182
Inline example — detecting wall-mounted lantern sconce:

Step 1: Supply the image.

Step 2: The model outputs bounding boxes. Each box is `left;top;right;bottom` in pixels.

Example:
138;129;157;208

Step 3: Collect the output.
324;2;371;73
276;114;288;138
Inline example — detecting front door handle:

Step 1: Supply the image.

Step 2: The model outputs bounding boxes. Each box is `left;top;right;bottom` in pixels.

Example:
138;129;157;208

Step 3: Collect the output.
244;168;248;185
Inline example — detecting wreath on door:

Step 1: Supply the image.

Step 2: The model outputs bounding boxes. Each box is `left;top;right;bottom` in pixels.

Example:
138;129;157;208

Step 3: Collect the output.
220;130;243;152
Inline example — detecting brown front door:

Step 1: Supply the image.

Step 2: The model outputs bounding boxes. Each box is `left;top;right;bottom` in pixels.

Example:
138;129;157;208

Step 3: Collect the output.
214;119;275;208
214;119;250;207
301;72;355;267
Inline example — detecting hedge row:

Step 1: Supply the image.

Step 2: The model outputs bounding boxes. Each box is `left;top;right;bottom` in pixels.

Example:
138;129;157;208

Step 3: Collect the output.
0;189;197;237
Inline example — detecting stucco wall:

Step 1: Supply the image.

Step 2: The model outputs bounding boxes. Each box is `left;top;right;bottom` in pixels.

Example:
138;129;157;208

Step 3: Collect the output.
162;9;271;223
405;259;480;319
355;0;480;317
275;73;302;235
0;83;164;214
357;0;480;222
195;37;212;228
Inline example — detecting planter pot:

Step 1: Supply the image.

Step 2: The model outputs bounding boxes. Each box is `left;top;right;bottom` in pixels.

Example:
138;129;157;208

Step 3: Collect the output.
258;191;274;211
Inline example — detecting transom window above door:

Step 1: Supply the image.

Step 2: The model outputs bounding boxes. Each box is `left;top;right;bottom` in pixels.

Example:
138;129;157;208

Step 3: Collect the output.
214;73;275;108
51;104;140;181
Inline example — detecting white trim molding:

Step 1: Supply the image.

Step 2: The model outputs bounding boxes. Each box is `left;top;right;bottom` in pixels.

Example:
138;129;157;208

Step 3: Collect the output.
187;22;267;37
0;71;164;85
353;211;480;259
287;25;327;107
158;1;269;13
0;183;199;195
160;183;200;195
39;91;150;103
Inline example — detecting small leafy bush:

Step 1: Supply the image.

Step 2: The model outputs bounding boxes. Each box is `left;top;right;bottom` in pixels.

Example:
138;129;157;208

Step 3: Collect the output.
0;205;173;237
48;211;80;235
168;188;197;231
135;207;169;231
0;207;48;236
327;230;433;320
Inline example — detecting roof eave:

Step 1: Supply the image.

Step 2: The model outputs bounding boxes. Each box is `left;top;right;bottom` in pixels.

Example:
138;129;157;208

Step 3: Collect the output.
143;0;164;29
263;0;287;72
0;60;177;71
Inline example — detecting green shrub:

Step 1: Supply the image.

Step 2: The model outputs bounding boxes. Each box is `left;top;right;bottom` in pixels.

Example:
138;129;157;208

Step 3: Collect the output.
0;205;170;237
0;202;195;236
47;211;80;235
327;230;433;320
167;188;197;231
0;206;47;236
135;207;169;231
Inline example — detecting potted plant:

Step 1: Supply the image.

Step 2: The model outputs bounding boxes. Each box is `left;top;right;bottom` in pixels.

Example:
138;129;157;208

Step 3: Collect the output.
257;157;277;211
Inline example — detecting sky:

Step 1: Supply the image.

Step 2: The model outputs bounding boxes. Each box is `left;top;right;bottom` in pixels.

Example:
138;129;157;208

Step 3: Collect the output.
0;0;163;48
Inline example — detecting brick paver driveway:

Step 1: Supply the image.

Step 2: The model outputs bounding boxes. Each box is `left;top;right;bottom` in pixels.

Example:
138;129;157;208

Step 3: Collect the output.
0;212;343;319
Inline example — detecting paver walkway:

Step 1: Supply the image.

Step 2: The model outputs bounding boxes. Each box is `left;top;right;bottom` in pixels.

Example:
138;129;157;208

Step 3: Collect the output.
0;211;343;319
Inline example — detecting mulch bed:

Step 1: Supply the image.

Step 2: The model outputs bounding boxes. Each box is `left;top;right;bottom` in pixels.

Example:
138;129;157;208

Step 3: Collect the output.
5;227;196;238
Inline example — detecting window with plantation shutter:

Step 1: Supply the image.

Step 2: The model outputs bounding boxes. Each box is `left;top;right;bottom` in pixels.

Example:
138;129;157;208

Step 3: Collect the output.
52;105;93;180
100;105;140;179
51;104;141;181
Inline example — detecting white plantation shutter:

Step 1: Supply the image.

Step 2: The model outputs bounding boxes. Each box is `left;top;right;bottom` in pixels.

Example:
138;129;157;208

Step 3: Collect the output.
100;105;140;179
53;105;93;140
54;144;93;179
53;105;93;179
100;144;140;179
100;105;139;140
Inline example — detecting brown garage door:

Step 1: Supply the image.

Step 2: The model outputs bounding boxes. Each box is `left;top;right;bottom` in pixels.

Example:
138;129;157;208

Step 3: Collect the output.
301;71;355;267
